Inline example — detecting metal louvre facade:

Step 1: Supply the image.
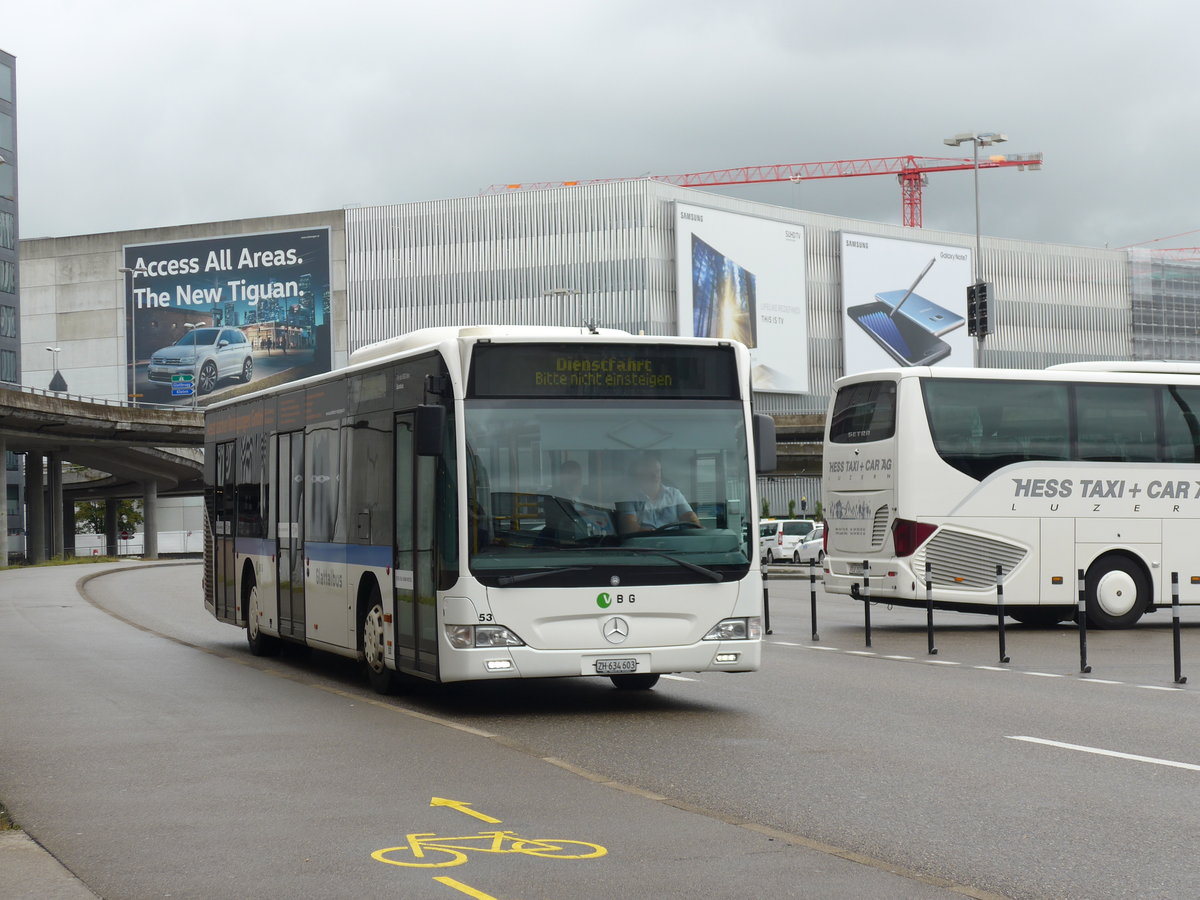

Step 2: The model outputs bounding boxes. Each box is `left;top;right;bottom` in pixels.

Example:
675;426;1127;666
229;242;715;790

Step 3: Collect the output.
346;181;1140;427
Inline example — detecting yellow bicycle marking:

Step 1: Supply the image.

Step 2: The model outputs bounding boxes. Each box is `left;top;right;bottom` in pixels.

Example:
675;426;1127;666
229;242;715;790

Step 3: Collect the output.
373;830;608;868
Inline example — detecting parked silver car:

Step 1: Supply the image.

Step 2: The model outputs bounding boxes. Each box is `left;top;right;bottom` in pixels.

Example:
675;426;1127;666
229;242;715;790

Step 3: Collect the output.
147;326;253;395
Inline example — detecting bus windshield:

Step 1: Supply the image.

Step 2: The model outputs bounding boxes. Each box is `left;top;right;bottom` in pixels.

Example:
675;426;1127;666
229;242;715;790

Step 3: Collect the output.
464;400;753;585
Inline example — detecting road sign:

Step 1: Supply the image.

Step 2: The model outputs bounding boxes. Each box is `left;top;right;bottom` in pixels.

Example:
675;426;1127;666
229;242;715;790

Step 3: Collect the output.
171;374;195;397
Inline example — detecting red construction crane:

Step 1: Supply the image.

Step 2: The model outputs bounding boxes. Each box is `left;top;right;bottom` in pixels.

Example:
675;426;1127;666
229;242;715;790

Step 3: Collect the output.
483;154;1044;228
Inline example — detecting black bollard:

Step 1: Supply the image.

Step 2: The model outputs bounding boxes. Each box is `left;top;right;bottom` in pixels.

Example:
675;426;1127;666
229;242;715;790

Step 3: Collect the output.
762;563;772;635
863;559;872;648
1173;572;1187;685
925;561;937;656
810;569;820;642
996;564;1010;664
1077;568;1091;674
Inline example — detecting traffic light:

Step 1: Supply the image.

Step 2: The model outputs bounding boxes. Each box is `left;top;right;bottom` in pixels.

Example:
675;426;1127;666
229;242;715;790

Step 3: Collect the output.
966;281;991;337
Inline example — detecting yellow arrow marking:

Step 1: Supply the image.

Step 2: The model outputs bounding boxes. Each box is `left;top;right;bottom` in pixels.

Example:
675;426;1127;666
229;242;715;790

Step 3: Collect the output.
434;876;502;899
429;797;502;824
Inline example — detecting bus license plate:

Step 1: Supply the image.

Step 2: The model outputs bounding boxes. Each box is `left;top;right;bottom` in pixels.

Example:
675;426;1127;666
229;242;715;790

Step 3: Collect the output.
847;562;864;575
595;658;638;674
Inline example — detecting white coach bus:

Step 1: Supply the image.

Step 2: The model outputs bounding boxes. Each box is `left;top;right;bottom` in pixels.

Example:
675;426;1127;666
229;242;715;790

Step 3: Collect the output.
822;362;1200;628
204;326;775;692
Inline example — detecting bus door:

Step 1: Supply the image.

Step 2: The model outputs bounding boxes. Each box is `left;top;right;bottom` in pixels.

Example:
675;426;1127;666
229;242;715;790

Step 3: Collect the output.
276;431;306;639
212;440;237;621
394;412;439;676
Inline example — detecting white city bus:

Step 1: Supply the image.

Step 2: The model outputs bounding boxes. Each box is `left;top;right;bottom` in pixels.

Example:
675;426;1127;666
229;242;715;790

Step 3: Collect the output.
822;362;1200;628
204;326;774;692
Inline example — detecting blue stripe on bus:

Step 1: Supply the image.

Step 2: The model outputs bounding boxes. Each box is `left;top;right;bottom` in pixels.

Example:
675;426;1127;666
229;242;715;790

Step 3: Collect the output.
235;537;275;557
302;542;392;568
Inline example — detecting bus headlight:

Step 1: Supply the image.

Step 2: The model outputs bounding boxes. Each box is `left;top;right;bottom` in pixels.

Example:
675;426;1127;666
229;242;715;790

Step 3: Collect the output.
445;624;526;649
702;617;762;641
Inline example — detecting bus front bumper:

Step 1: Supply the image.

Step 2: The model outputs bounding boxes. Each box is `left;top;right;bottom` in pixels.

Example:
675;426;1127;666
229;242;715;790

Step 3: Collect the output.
435;640;762;684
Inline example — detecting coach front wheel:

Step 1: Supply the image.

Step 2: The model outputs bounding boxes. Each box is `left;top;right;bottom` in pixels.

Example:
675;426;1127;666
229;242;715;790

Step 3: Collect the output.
610;673;660;690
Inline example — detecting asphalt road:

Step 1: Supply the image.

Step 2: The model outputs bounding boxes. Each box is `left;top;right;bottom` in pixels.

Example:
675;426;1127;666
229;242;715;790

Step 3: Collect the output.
4;561;1200;899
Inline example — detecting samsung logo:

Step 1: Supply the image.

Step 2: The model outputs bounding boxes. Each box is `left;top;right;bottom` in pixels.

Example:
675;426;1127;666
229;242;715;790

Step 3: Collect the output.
681;212;704;222
846;240;869;249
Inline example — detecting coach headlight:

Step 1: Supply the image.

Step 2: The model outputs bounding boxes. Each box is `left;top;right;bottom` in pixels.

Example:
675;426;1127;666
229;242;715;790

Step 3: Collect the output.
702;616;762;641
445;624;526;649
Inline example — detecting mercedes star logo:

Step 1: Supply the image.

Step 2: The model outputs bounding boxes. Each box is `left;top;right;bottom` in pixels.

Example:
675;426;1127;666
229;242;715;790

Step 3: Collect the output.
602;616;630;644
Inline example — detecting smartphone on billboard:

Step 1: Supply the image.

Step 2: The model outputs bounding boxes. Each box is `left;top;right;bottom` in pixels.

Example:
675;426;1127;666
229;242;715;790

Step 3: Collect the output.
873;289;965;337
847;301;952;367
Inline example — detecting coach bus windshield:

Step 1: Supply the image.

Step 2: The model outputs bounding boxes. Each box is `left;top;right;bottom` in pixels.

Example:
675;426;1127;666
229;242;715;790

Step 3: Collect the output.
464;400;754;586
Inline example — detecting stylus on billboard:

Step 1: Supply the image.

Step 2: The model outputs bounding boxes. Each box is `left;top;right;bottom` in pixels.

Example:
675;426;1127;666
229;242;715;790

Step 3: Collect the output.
888;258;936;319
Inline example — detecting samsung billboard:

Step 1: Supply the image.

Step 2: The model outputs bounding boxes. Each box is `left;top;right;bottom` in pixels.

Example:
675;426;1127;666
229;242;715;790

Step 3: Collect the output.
673;203;809;394
839;231;974;375
122;227;331;405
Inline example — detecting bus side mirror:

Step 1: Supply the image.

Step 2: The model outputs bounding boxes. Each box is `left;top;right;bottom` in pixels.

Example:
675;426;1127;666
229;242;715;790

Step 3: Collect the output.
415;404;446;456
753;413;776;473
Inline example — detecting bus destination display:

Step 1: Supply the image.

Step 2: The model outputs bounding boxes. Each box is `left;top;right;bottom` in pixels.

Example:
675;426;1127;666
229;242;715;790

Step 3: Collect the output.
468;343;739;399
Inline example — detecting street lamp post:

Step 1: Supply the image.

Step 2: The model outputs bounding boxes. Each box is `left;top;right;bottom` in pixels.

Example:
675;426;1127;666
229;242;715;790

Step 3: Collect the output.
118;265;148;404
943;131;1007;286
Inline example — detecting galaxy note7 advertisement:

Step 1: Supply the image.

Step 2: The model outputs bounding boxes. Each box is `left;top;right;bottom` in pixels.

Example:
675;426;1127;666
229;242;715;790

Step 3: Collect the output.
674;203;809;394
839;232;973;375
122;227;331;405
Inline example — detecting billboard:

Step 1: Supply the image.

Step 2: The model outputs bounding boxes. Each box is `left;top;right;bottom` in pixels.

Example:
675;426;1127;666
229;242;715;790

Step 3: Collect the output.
123;227;331;405
674;203;809;394
840;232;973;375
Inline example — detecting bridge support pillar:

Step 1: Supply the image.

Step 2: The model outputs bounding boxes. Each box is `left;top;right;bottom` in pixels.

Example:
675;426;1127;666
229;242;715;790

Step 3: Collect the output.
48;451;64;559
105;500;118;557
25;453;45;564
142;479;159;560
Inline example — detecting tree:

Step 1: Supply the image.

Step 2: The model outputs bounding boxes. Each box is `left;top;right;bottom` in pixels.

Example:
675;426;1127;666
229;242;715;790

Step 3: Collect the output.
75;499;144;535
761;497;771;518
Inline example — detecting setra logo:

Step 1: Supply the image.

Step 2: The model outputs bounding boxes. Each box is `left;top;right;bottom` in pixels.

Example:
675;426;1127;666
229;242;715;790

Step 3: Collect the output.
596;592;613;609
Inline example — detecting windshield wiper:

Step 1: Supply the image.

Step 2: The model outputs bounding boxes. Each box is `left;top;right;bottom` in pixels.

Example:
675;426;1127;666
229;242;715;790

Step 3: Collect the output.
496;566;592;586
587;547;725;582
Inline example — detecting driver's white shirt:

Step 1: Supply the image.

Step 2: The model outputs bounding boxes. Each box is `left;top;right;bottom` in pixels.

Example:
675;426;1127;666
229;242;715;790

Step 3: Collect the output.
634;485;693;528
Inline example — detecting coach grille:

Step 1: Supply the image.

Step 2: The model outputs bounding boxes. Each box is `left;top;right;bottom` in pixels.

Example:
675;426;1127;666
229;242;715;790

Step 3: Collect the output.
914;529;1026;589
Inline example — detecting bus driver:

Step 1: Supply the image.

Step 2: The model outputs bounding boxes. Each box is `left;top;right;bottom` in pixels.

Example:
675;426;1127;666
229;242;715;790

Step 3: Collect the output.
618;454;701;533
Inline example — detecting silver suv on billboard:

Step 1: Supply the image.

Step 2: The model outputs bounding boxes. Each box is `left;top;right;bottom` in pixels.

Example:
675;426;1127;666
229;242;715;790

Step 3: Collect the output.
147;326;253;395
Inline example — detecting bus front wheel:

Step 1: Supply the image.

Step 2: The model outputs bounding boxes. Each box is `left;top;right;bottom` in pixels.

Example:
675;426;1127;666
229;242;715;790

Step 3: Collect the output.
246;582;279;656
1085;555;1149;629
361;585;399;694
610;673;660;690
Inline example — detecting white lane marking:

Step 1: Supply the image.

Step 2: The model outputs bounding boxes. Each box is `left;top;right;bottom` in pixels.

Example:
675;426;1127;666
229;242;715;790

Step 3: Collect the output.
809;646;839;652
1024;672;1063;678
1138;684;1183;692
884;655;914;660
926;660;959;666
974;666;1008;671
1080;678;1123;685
845;650;876;656
1008;736;1200;772
772;641;802;646
660;674;696;682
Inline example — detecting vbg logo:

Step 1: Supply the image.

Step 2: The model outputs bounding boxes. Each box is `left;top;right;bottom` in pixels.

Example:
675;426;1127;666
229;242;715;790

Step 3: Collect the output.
596;592;612;609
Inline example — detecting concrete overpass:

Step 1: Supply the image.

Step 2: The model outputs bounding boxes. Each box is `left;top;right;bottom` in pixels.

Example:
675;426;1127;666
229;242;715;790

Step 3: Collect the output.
0;384;203;562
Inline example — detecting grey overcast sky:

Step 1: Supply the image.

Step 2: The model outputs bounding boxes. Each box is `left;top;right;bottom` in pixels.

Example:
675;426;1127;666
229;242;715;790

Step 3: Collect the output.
5;0;1198;250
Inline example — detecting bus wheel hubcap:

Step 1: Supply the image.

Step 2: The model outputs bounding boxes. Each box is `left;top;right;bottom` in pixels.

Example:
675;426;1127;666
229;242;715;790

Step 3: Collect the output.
1095;570;1137;616
364;605;386;672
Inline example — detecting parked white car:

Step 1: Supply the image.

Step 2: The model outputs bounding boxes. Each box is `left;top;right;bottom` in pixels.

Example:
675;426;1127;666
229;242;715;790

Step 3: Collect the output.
795;523;825;566
759;518;816;563
147;326;254;395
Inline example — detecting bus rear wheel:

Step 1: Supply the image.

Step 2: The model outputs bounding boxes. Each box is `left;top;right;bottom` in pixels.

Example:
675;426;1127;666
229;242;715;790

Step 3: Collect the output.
1085;555;1149;629
610;673;660;690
